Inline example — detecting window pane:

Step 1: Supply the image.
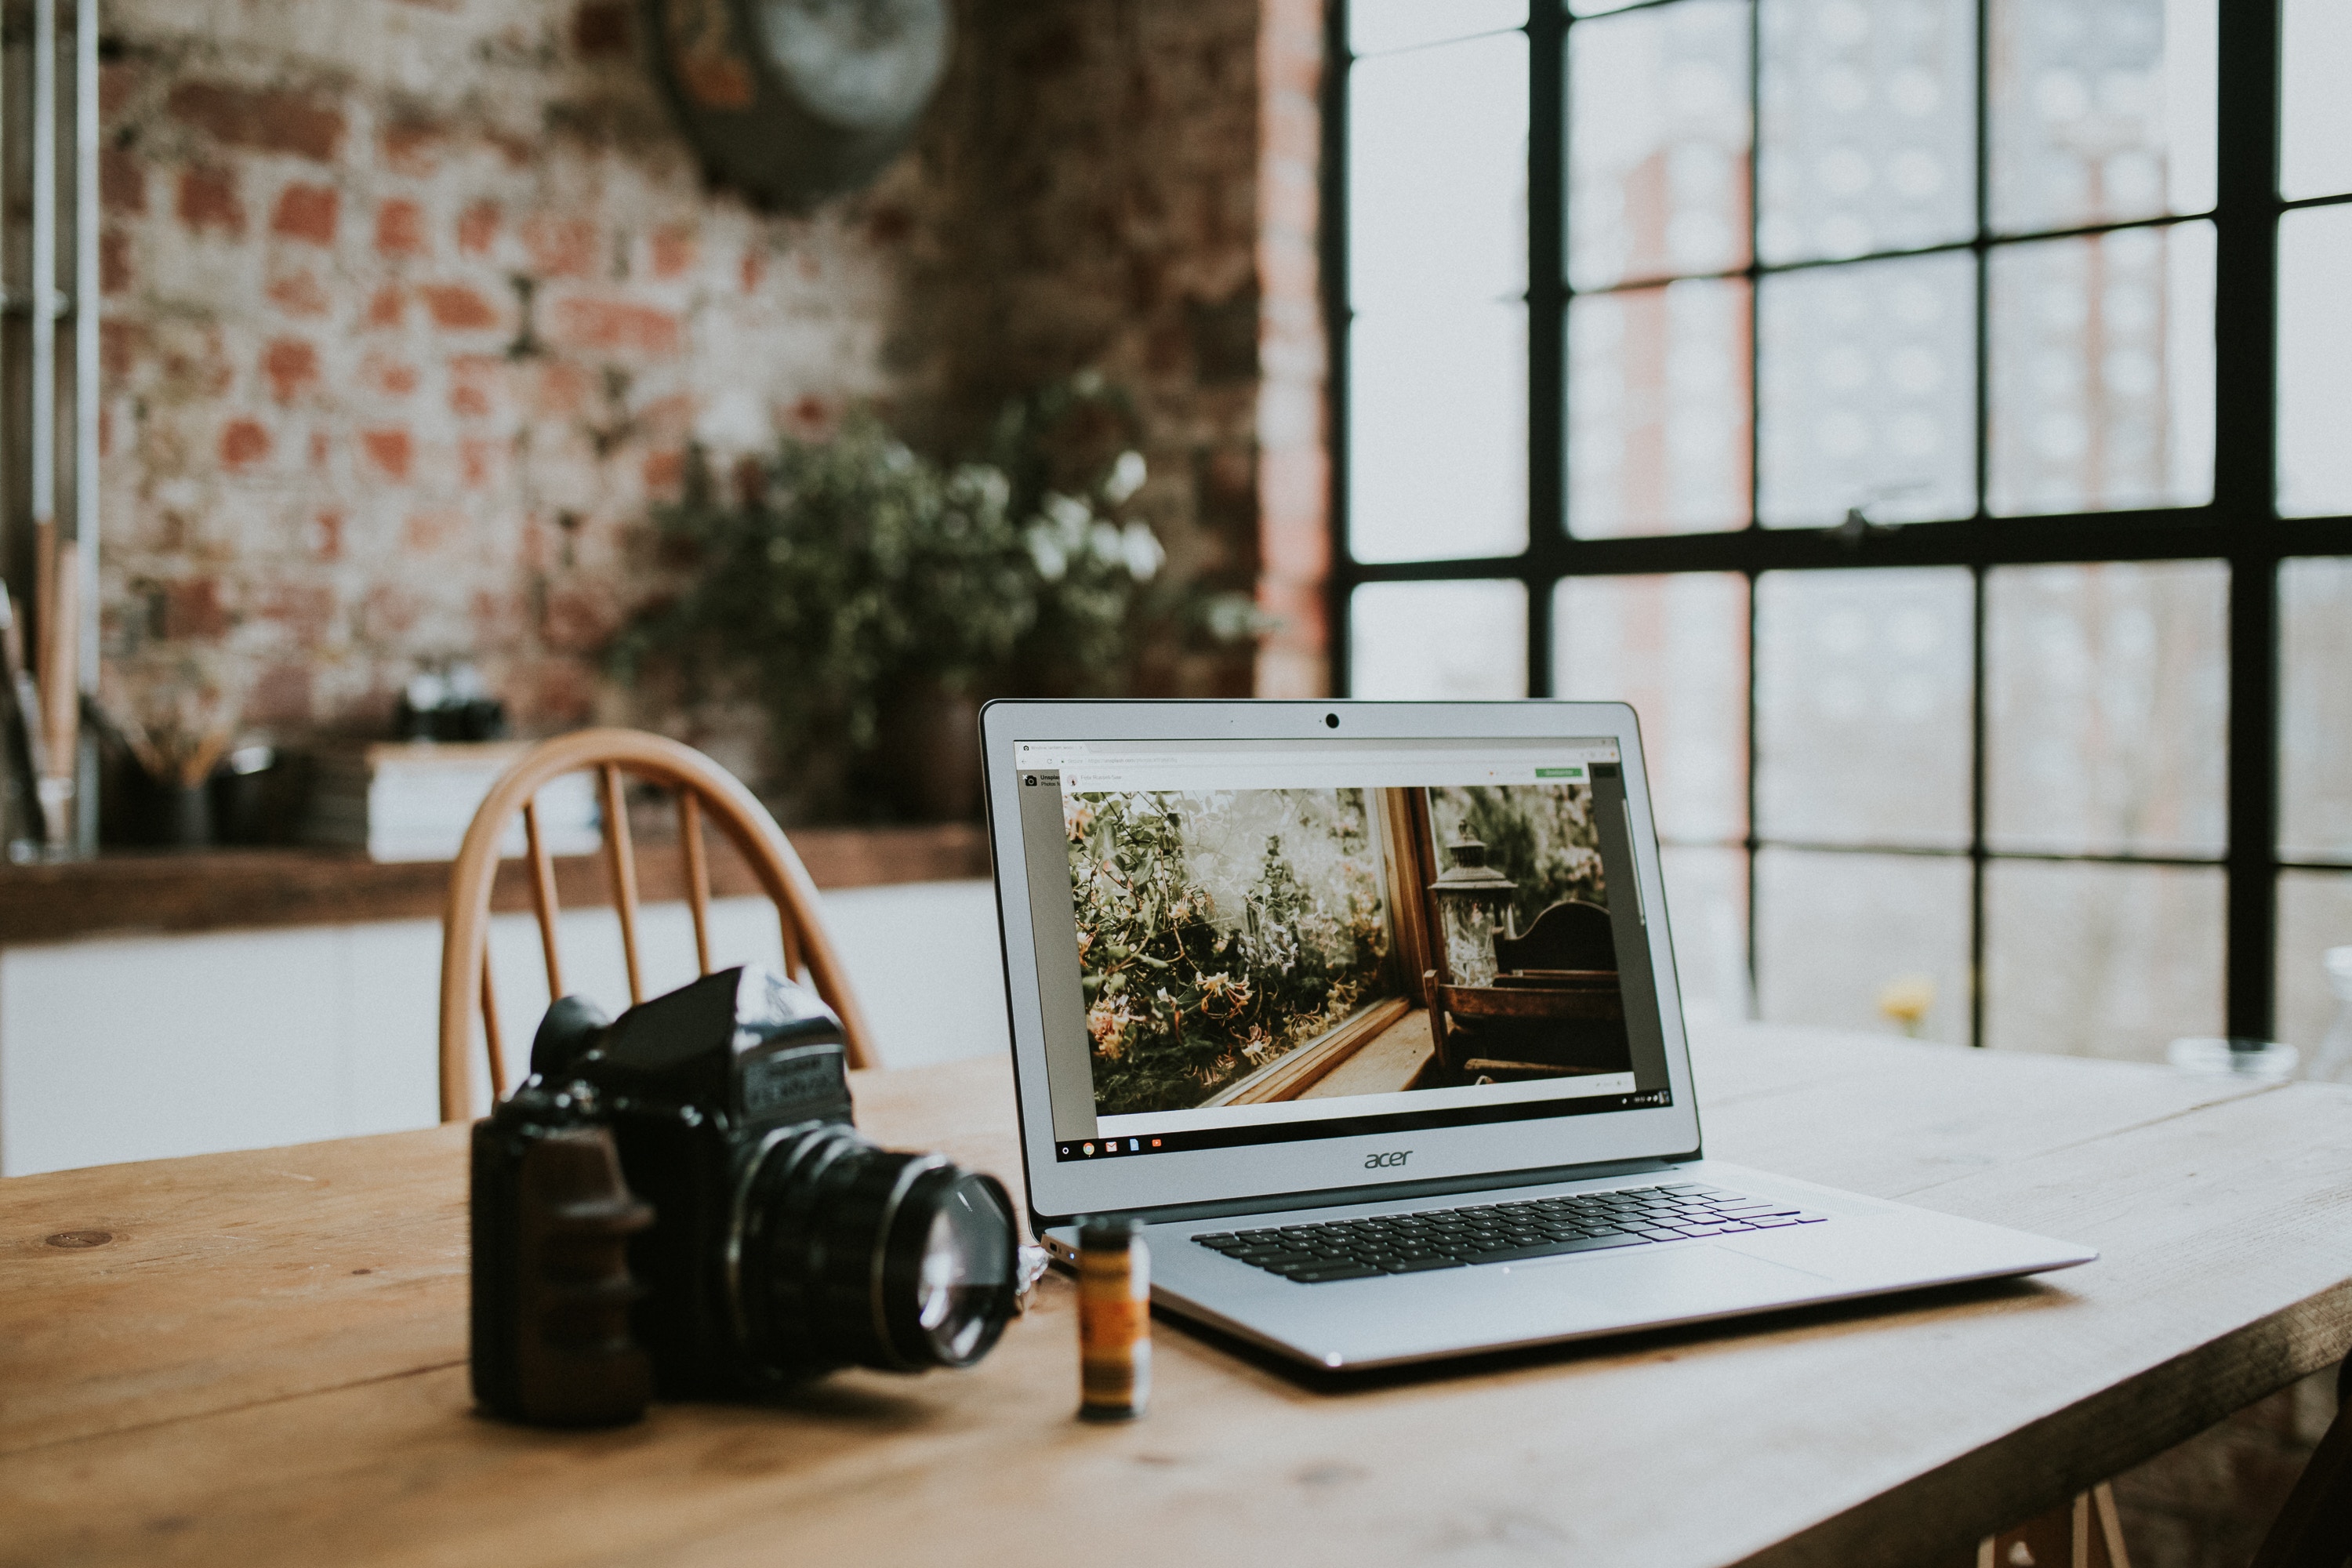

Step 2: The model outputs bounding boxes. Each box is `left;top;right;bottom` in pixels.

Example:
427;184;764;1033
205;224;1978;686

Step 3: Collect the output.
1567;0;1751;290
1756;0;1975;265
2281;557;2352;865
1349;33;1528;310
1555;572;1749;843
1987;222;2215;517
1758;251;1976;528
1756;567;1973;849
2281;0;2352;201
1987;0;2217;234
2278;206;2352;520
1662;844;1752;1025
2278;871;2352;1060
1348;580;1529;698
1352;0;1528;57
1756;848;1971;1045
1348;303;1529;562
1986;561;2227;858
1984;860;2223;1062
1567;279;1751;536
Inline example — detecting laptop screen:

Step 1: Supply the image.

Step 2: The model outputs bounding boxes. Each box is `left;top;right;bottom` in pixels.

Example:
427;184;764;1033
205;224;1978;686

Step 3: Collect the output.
1009;735;1679;1167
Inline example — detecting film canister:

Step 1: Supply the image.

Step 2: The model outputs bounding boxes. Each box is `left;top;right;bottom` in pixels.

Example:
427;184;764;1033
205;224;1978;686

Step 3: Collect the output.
1076;1215;1149;1421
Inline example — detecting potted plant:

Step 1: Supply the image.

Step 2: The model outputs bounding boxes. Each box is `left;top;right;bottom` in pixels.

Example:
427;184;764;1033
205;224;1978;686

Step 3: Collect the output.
615;387;1240;821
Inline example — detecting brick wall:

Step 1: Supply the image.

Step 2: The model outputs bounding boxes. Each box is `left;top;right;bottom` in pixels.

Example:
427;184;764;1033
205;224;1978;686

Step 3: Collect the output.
96;0;1320;782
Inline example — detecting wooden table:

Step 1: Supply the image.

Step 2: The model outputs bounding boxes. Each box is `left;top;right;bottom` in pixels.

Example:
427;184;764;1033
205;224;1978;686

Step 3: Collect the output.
5;1024;2348;1567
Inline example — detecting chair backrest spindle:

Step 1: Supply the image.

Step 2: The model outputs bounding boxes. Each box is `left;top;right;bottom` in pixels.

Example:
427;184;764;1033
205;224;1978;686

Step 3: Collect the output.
678;790;714;976
521;797;566;997
438;728;877;1122
597;763;646;1007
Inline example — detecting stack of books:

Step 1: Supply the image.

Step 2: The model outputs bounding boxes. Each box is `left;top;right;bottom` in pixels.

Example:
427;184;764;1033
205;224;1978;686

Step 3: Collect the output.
305;742;601;863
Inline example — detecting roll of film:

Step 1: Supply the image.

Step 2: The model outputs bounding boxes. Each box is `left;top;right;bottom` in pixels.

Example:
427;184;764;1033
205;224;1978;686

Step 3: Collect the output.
1076;1215;1149;1421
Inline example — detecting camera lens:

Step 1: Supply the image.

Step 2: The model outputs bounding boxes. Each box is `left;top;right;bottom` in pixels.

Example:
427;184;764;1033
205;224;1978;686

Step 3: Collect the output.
1325;712;1339;728
731;1126;1018;1377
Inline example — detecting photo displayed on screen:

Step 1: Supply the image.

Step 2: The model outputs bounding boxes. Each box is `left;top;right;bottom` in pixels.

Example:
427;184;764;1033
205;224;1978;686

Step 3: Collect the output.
1065;782;1627;1118
1021;737;1675;1161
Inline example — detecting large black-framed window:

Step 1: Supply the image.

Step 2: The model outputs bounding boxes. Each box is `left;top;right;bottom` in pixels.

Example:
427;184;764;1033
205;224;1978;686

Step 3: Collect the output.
1329;0;2352;1056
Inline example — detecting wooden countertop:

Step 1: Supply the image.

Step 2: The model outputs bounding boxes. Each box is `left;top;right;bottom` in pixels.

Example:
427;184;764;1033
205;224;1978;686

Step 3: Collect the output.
3;1022;2347;1567
0;822;991;946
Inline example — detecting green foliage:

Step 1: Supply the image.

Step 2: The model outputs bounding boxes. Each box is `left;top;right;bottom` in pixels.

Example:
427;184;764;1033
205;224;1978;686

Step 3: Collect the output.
611;381;1264;803
1428;784;1606;934
1066;789;1392;1116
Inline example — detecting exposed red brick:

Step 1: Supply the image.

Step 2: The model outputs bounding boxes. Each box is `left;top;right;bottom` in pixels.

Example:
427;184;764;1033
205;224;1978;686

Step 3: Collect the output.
532;361;590;417
519;657;595;726
259;582;336;644
521;214;597;279
268;270;332;317
650;223;697;279
307;510;345;561
549;294;680;355
165;575;233;639
541;586;617;654
403;510;462;552
375;198;428;258
739;246;764;293
358;583;420;641
366;285;407;328
456;200;499;257
448;354;502;419
636;392;695;439
101;321;147;381
176;165;245;237
360;426;414;481
459;437;499;488
219;418;271;470
485;129;534;168
417;281;499;330
361;352;420;397
101;147;146;215
641;447;684;495
573;0;632;56
100;229;132;296
100;60;142;122
270;183;339;245
247;662;315;726
263;337;321;403
309;430;331;468
168;81;346;163
379;120;445;176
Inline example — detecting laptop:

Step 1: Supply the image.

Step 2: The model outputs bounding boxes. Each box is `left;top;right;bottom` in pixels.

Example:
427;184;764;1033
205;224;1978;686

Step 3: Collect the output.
981;699;2093;1371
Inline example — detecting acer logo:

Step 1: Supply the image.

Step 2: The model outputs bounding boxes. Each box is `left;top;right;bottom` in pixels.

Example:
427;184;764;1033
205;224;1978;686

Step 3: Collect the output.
1363;1149;1412;1170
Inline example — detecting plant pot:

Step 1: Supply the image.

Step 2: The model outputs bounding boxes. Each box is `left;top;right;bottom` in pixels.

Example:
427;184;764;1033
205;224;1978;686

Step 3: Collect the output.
132;778;214;848
875;683;983;822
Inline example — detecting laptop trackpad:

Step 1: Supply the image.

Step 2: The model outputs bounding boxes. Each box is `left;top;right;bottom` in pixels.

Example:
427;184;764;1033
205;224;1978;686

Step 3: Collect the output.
1498;1243;1834;1320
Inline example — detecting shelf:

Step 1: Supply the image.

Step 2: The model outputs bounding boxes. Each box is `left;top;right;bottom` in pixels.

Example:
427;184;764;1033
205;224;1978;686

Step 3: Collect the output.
0;823;993;946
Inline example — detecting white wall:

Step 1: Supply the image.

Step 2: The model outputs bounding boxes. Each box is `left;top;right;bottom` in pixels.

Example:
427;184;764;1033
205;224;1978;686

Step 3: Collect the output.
0;880;1009;1176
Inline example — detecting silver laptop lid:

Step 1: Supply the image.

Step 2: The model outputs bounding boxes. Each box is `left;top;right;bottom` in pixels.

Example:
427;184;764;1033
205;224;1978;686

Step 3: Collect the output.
982;700;1704;1224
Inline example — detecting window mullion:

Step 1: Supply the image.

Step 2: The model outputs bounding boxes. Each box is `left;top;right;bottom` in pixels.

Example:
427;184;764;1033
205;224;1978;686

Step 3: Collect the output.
2215;0;2285;1040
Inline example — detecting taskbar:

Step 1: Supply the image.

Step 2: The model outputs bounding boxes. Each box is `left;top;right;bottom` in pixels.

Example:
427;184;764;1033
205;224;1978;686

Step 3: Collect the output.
1053;1083;1673;1162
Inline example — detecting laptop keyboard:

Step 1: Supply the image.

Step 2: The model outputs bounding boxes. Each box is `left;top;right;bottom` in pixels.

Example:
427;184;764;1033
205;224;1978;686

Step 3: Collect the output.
1192;1181;1828;1284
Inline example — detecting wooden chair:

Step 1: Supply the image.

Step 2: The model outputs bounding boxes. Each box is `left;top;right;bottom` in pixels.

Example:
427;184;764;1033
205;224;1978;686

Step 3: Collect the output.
437;728;877;1121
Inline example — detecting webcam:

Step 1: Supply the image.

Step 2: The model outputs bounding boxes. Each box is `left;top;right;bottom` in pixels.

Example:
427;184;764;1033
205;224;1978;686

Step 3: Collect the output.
1324;713;1340;728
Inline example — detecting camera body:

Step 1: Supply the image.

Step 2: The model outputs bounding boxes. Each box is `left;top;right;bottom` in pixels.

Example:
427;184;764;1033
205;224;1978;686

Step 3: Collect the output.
473;965;1016;1424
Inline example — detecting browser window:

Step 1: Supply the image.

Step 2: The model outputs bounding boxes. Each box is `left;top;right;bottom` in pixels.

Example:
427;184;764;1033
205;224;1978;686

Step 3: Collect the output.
1011;737;1677;1163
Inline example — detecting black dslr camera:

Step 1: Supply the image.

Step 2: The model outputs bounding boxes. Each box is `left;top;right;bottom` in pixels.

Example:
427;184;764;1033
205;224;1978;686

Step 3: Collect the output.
471;964;1018;1425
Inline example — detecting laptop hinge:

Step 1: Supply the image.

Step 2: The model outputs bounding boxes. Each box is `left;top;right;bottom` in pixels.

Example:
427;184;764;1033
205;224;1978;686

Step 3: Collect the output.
1033;1152;1694;1234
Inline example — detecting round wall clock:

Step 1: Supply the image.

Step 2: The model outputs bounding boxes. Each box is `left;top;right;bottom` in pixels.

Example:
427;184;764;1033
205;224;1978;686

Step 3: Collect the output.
646;0;953;210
